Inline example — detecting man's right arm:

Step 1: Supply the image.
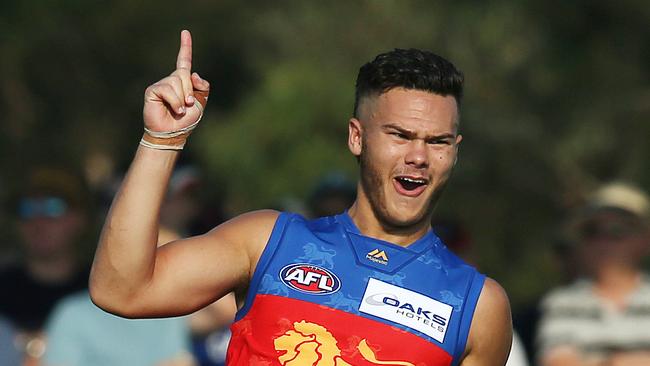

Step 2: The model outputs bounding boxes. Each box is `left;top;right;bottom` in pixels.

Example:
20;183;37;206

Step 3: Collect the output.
89;30;278;318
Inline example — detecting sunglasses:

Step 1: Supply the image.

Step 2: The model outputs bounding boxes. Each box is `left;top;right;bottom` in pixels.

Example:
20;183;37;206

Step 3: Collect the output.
578;219;643;241
18;197;69;219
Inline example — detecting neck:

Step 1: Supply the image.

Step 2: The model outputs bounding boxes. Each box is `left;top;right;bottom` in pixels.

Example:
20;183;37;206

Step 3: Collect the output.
592;264;642;307
347;198;431;247
26;254;77;283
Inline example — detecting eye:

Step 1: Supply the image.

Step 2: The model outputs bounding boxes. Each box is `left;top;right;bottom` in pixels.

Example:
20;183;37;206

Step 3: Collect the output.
427;138;451;145
390;132;408;139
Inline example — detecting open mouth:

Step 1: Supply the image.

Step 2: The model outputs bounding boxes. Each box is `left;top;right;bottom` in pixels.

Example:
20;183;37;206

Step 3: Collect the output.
394;176;428;195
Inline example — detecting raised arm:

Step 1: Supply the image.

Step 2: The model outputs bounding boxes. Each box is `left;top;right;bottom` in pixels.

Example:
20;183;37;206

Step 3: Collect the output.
89;30;277;318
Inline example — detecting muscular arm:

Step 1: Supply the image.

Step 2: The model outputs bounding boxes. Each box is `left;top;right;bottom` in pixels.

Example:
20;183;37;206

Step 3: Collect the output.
89;31;277;318
460;278;513;366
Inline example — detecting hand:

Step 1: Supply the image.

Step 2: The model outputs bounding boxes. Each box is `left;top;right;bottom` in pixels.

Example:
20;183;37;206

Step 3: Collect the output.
143;30;210;133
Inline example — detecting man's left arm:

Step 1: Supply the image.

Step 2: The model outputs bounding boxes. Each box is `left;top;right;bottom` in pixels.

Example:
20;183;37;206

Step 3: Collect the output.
460;278;513;366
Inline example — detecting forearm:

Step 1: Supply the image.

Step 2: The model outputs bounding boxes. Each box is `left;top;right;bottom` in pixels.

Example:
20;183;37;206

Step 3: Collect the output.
90;145;178;314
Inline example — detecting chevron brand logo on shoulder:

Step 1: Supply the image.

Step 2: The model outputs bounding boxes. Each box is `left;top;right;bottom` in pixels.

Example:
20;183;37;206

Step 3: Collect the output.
366;249;388;265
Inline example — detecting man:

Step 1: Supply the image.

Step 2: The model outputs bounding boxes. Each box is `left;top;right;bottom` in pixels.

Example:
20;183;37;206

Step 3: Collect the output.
536;182;650;366
90;30;512;365
0;167;91;364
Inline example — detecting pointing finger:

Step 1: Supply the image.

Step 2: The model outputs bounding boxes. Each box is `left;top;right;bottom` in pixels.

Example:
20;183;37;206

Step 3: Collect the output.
176;30;192;71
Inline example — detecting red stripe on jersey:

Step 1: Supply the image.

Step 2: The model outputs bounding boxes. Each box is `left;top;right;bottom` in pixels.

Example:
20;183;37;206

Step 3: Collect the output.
227;294;453;366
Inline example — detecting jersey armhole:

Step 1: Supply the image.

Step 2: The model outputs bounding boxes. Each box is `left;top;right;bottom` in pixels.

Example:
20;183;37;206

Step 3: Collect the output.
452;271;486;365
233;212;292;321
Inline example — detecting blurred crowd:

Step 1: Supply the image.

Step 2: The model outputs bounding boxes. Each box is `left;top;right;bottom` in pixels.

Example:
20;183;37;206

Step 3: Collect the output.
1;163;649;366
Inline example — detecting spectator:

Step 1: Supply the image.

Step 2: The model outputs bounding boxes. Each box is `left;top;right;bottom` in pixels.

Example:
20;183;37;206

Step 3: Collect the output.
536;182;650;365
161;166;235;366
433;218;528;366
42;202;196;366
0;167;92;364
307;172;356;218
0;316;21;366
43;291;194;366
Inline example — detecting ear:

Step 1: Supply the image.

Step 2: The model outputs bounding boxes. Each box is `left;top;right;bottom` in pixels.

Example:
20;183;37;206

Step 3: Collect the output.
454;134;463;166
348;118;363;157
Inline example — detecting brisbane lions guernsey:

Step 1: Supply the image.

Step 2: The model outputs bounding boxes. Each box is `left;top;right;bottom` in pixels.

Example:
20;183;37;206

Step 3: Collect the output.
227;212;485;366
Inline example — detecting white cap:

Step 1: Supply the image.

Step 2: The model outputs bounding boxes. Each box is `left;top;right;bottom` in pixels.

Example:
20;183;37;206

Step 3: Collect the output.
587;182;650;221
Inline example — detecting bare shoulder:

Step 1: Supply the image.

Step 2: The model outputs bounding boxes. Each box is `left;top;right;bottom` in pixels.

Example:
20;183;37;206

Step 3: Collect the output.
460;277;513;366
214;209;281;233
205;209;281;271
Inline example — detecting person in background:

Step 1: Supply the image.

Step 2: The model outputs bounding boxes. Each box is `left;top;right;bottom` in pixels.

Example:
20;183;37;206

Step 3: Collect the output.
161;166;236;366
43;291;194;366
536;182;650;366
0;316;21;366
307;172;356;218
432;218;529;366
0;167;92;364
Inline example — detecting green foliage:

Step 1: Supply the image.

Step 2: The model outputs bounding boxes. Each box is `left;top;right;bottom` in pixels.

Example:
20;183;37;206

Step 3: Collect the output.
1;0;649;306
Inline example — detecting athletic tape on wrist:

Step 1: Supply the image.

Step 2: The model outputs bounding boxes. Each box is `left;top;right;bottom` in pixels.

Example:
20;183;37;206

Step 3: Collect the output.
139;137;186;150
140;91;208;150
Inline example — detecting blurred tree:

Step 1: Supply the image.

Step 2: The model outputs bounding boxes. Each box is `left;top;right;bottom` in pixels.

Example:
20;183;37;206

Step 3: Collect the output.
0;0;648;307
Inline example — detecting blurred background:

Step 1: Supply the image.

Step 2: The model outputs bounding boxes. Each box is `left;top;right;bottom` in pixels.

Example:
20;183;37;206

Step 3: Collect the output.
0;0;649;365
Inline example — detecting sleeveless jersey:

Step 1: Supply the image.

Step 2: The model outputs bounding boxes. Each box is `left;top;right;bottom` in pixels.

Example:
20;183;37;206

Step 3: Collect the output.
227;212;485;366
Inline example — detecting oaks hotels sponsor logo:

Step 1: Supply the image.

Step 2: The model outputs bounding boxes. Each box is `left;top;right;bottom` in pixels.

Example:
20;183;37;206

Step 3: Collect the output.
359;278;453;343
280;263;341;295
366;249;389;265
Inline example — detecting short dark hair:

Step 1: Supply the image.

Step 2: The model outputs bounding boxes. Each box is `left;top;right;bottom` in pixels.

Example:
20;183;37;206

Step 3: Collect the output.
353;48;464;118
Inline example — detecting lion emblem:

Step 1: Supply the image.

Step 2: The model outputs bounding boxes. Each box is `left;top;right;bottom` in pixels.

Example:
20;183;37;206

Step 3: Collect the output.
274;320;414;366
298;243;336;269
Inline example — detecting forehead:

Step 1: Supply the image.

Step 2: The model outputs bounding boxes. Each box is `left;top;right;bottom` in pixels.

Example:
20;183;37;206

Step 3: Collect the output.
363;88;459;132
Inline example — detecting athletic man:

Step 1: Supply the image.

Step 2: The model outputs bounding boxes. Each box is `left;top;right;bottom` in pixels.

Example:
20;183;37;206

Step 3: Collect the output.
90;30;512;365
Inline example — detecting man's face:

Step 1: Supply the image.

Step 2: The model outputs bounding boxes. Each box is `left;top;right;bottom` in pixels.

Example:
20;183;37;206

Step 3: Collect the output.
576;210;650;272
349;88;461;228
17;196;84;259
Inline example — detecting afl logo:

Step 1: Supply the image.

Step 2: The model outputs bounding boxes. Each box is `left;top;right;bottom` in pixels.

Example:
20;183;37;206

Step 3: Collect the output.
280;263;341;295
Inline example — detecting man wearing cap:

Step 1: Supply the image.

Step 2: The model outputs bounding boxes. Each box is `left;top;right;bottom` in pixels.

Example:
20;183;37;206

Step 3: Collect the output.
0;167;91;362
536;182;650;366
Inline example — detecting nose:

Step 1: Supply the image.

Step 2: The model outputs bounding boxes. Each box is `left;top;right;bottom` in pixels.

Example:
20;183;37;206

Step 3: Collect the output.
404;140;428;168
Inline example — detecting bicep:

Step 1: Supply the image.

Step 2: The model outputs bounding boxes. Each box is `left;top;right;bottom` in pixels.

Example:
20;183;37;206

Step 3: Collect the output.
460;278;513;366
126;210;279;317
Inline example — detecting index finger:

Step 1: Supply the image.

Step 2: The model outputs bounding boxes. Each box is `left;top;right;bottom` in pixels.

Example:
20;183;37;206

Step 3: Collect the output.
176;30;192;71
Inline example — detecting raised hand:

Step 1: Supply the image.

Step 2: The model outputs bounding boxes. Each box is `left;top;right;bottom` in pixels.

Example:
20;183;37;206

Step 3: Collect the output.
143;30;210;135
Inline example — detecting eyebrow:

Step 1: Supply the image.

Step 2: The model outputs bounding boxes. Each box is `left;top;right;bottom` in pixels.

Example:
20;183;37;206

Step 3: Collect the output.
381;123;457;141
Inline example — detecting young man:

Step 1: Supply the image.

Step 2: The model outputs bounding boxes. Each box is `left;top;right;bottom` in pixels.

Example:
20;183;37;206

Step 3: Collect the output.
90;30;512;365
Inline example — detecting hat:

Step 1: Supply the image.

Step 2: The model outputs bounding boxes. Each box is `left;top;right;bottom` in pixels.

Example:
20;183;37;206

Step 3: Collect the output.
18;167;88;209
585;182;650;221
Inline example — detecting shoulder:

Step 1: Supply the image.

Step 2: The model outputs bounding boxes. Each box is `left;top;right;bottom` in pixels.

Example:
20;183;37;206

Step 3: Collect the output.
474;278;511;324
207;209;281;243
205;209;283;267
461;277;512;365
539;279;592;309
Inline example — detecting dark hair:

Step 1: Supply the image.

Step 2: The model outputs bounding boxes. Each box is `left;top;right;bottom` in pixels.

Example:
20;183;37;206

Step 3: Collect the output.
353;48;464;118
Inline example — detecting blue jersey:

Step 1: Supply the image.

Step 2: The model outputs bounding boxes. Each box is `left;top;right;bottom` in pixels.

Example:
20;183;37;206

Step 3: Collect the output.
227;212;485;366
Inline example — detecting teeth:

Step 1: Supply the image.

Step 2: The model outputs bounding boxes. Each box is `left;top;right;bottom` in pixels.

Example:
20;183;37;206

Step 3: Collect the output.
400;177;426;184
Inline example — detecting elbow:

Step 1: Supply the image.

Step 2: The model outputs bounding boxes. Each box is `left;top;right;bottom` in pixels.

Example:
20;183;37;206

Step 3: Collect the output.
88;271;143;319
89;285;143;319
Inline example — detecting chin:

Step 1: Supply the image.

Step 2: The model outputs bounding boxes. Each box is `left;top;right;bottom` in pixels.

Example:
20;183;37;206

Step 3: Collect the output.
380;204;431;229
